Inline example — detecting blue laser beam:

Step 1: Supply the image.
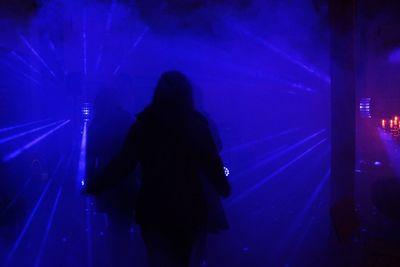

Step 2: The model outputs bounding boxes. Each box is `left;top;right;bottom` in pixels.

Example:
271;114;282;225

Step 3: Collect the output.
222;128;298;155
34;186;63;267
0;120;62;145
228;138;327;206
0;59;40;86
33;141;75;266
230;129;326;182
94;48;103;73
282;174;331;265
275;168;330;252
77;120;92;266
77;121;88;187
285;216;316;266
112;65;121;76
113;26;149;76
1;175;33;216
86;197;93;267
234;24;330;84
262;41;330;84
2;120;70;162
227;144;288;180
19;34;57;79
105;0;117;32
0;119;48;133
10;51;41;75
83;13;88;77
3;158;63;267
94;0;117;73
129;26;149;53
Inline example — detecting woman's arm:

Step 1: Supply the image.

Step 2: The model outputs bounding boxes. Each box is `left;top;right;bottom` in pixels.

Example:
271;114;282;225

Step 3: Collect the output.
84;122;142;194
196;119;231;198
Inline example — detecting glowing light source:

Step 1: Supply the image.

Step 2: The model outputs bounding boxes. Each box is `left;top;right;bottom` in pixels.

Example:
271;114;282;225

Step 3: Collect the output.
382;116;400;137
77;121;88;187
359;98;371;118
224;166;230;177
81;103;93;122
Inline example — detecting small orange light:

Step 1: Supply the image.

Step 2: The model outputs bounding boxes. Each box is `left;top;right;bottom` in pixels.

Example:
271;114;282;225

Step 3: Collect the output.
395;116;398;121
382;119;386;128
390;120;394;128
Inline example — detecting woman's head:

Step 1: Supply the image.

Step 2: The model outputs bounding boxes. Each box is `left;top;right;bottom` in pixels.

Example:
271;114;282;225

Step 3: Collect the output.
152;71;194;111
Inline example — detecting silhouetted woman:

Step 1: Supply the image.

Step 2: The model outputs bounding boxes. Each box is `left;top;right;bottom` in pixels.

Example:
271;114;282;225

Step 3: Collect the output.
86;71;231;267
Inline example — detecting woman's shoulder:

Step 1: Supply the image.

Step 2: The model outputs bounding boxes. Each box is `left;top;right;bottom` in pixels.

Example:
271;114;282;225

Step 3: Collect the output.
192;111;209;125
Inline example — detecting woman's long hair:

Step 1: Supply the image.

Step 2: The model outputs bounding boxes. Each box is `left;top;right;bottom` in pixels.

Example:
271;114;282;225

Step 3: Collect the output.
151;71;195;112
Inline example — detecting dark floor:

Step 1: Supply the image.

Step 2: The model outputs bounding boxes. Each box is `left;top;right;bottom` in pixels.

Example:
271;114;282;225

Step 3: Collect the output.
1;120;399;267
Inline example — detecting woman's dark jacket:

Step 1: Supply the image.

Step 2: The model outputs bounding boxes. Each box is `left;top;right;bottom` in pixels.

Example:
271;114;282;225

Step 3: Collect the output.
86;106;230;231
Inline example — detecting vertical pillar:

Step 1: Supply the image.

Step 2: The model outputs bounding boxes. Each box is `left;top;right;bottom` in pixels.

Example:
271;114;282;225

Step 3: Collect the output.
329;0;359;242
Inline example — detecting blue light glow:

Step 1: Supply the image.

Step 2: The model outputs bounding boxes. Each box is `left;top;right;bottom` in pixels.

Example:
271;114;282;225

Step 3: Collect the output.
81;103;93;122
1;59;40;86
230;129;326;183
222;128;298;155
18;34;57;79
11;51;41;75
2;120;70;162
112;26;149;76
0;1;335;265
275;169;330;253
228;137;327;206
34;186;63;267
233;24;330;85
77;121;88;187
83;12;88;77
0;120;63;145
4;159;63;266
359;98;372;118
0;119;48;133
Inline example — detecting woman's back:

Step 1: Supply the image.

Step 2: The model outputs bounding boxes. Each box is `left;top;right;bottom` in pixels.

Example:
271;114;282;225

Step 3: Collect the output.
85;71;230;267
134;107;218;230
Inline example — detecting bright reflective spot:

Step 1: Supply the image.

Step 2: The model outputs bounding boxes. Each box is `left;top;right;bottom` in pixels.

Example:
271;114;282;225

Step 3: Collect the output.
224;166;230;177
